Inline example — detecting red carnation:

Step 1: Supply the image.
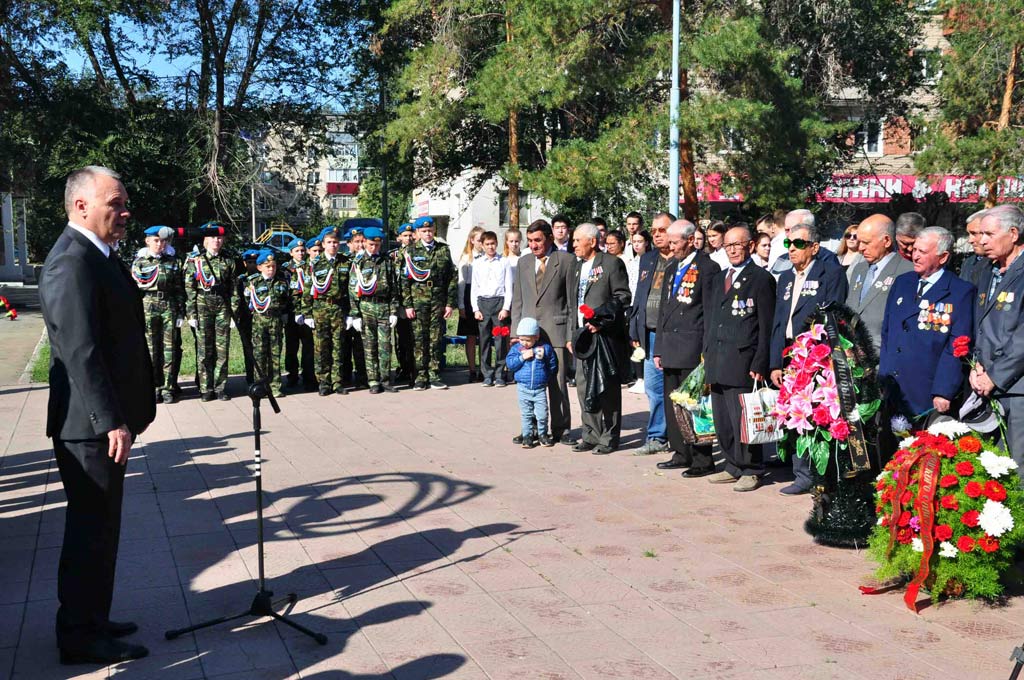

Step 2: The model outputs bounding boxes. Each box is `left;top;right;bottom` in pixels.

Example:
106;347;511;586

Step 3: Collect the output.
940;475;959;488
953;335;970;348
965;481;984;498
934;524;953;541
492;326;503;338
897;527;914;544
876;479;888;491
961;510;981;528
979;535;1000;553
829;419;851;441
955;461;975;477
812;406;832;427
900;490;913;505
880;515;890;527
579;304;595;320
958;436;982;454
984;480;1007;502
898;512;912;527
940;495;959;510
953;344;969;359
957;535;976;552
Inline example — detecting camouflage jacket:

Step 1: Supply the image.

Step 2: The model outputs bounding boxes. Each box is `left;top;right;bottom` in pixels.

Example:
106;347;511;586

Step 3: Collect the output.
245;272;292;318
348;252;398;318
183;250;236;316
281;258;310;317
399;240;457;308
306;253;351;314
131;251;185;317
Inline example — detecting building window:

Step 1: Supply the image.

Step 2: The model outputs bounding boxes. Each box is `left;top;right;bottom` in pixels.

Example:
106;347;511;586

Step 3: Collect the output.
916;49;942;83
718;128;746;155
853;119;883;157
330;196;357;211
498;191;529;227
306;171;320;187
327;168;359;182
257;194;276;212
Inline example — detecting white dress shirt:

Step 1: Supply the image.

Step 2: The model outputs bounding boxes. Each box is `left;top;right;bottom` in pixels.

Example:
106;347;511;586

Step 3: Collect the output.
577;256;596;326
68;221;111;258
471;254;513;312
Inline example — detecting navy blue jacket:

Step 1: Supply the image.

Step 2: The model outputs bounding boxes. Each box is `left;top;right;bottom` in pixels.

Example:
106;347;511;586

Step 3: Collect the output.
769;258;849;370
505;341;558;390
879;270;976;416
629;250;671;351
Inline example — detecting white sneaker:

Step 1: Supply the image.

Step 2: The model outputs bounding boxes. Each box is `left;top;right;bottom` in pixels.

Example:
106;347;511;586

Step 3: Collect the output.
628;379;645;394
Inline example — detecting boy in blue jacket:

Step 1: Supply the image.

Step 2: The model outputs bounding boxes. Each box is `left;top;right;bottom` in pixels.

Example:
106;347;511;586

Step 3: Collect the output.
506;317;558;448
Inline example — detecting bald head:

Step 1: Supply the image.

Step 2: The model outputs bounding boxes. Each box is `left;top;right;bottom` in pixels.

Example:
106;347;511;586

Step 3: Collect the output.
667;219;696;260
856;214;896;265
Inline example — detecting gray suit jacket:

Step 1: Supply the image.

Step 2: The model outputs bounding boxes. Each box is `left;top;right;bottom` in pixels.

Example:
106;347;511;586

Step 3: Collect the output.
511;249;576;347
846;253;914;351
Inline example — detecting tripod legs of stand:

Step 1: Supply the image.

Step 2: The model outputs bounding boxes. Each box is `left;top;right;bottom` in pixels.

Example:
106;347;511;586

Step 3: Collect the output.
165;590;328;645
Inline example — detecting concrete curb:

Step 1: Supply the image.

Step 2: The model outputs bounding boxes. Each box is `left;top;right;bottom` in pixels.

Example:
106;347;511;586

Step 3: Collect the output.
18;328;47;385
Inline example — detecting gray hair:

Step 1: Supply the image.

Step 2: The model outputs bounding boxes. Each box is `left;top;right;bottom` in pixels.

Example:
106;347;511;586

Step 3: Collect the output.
966;208;989;224
789;222;820;243
787;209;815;228
896;212;926;237
65;165;121;214
919;226;953;255
982;204;1024;237
574;222;599;241
668;219;695;238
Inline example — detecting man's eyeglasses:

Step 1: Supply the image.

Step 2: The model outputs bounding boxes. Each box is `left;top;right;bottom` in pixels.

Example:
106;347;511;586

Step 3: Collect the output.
723;241;750;250
784;238;813;249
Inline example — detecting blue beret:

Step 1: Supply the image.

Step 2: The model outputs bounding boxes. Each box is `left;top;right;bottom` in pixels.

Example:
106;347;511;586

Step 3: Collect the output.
397;222;414;234
144;225;166;237
307;236;321;248
349;226;363;235
413;217;434;229
363;227;385;240
256;250;276;265
242;249;259;260
320;226;340;240
287;238;306;251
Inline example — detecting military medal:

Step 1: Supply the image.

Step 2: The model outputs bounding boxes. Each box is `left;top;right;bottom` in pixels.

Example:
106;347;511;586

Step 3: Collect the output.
131;262;159;289
801;280;819;297
732;296;740;316
783;282;793;301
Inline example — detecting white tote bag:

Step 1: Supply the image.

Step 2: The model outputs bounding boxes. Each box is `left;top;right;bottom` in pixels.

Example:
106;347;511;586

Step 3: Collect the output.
739;381;783;445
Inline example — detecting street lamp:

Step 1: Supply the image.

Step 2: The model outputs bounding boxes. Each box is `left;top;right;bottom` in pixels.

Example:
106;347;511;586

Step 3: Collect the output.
669;0;681;213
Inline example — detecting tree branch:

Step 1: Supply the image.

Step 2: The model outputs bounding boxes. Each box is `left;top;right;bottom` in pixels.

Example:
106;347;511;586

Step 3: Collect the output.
99;17;137;105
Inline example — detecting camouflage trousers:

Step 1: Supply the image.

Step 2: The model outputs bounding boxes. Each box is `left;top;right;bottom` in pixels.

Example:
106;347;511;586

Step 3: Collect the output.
312;301;348;391
196;293;230;394
252;313;284;394
411;300;446;385
143;296;179;396
358;300;392;386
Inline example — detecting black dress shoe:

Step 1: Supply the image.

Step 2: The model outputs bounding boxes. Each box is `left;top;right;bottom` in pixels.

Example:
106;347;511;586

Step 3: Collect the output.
200;392;215;402
319;386;333;396
592;445;614;455
538;434;555;447
682;465;716;478
512;434;524;445
384;382;399;393
217;392;230;401
572;441;596;452
106;620;138;638
60;638;149;665
558;433;578;446
657;453;690;470
369;384;384;394
779;483;811;496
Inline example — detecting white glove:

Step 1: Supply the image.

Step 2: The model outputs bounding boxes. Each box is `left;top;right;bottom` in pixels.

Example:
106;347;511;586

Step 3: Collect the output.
388;315;398;328
188;318;197;329
345;316;354;330
353;318;363;333
304;318;315;329
295;313;305;325
175;318;183;328
230;319;236;329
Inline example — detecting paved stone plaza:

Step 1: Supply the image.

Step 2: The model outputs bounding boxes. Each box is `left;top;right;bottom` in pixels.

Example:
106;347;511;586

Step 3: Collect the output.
1;375;1023;679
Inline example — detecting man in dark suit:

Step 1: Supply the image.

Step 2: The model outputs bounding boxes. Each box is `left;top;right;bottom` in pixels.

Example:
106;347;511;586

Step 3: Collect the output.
39;167;155;664
959;209;990;287
704;226;776;491
567;222;632;453
768;223;849;495
881;227;975;439
654;220;720;476
511;220;578;444
628;211;675;455
846;214;915;353
970;205;1024;476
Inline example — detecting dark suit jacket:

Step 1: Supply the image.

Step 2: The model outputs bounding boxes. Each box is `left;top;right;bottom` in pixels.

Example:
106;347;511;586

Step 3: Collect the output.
654;251;720;370
879;270;975;416
510;249;576;348
569;252;631;368
628;250;672;351
40;227;156;440
704;261;776;388
769;258;849;370
975;254;1024;394
959;253;987;289
846;253;915;351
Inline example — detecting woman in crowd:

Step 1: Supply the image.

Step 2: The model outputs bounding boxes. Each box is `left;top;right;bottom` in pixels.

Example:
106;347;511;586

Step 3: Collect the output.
626;229;651;395
605;229;627;258
503;228;522;278
752;232;772;268
837;223;861;268
457;226;484;382
693;227;706;252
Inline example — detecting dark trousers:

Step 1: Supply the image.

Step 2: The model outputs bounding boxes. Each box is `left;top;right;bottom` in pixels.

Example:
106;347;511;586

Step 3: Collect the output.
476;296;508;381
576;357;622;448
395;318;415;378
237;307;254;383
54;438;126;647
284;318;316;386
549;346;572;438
711;383;764;477
663;366;713;468
342;328;367;385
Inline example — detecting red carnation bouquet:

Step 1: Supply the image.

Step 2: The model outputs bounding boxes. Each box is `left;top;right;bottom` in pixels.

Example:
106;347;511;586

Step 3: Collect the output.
491;325;510;338
868;420;1024;608
579;304;595;320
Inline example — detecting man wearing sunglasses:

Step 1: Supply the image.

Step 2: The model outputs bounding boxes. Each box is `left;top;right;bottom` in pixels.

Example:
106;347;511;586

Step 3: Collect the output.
768;210;839;278
769;223;849;495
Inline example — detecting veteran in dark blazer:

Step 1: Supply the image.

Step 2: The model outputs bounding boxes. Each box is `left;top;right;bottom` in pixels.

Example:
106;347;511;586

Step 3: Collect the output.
847;214;915;354
880;227;975;447
511;220;578;444
653;220;721;476
768;223;849;494
970;206;1024;476
958;208;990;288
704;226;776;491
39;167;155;665
567;223;632;453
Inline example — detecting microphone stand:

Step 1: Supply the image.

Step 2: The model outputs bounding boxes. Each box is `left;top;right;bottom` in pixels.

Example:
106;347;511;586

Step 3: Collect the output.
166;248;327;645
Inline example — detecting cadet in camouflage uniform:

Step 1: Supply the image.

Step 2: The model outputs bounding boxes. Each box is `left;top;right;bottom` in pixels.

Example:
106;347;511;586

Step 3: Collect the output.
342;227;368;387
282;238;316;389
132;226;185;403
246;250;292;397
236;250;259;384
185;230;236;401
307;227;351;396
391;222;416;384
348;227;398;393
400;216;457;390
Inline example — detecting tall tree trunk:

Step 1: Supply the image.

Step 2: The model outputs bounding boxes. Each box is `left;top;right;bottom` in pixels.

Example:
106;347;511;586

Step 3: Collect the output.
986;42;1019;207
679;68;699;221
506;6;519;228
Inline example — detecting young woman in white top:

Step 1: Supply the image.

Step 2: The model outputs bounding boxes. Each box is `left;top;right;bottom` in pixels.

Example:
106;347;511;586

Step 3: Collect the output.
457;226;485;381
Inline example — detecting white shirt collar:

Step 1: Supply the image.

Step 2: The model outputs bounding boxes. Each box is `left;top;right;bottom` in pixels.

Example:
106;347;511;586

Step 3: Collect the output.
920;268;945;288
680;251;697;267
873;251;896;271
68;221;111;258
793;259;815;279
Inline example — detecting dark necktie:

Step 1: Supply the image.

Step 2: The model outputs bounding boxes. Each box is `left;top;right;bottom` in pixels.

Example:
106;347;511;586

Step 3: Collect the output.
916;278;927;302
536;255;547;291
724;268;734;294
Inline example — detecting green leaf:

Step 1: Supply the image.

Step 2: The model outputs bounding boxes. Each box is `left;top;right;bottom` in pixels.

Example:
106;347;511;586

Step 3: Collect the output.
810;440;830;475
794;434;812;460
839;335;853;350
852;366;865;379
858;399;881;421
